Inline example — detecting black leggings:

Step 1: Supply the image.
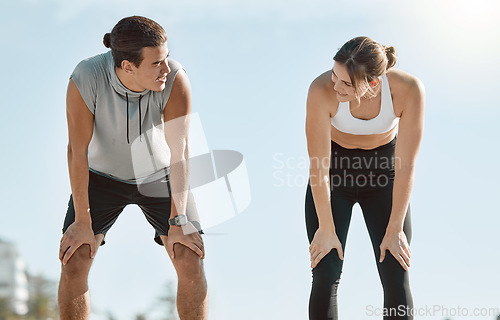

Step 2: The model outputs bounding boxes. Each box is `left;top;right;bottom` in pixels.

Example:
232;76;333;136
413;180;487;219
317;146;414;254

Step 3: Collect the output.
305;138;413;320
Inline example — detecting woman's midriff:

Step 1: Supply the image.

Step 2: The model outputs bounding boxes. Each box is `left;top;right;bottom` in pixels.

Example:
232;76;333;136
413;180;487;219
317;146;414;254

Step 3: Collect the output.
330;124;398;150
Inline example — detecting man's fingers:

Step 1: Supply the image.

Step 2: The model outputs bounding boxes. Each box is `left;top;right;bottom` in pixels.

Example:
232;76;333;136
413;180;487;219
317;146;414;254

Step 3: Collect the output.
59;243;70;261
166;242;175;259
191;237;205;259
88;240;95;259
194;231;203;242
198;241;205;259
183;241;204;258
59;239;68;253
192;233;203;246
62;246;77;265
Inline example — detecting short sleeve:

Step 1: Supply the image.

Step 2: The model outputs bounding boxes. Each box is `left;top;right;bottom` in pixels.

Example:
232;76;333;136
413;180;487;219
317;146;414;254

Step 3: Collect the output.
70;59;98;115
160;59;185;113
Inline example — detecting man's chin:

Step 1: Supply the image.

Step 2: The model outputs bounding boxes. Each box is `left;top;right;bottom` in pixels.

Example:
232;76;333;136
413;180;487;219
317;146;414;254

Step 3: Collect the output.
150;83;166;92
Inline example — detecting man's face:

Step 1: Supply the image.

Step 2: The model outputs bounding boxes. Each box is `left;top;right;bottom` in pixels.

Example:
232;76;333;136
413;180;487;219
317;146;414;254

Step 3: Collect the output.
130;42;171;92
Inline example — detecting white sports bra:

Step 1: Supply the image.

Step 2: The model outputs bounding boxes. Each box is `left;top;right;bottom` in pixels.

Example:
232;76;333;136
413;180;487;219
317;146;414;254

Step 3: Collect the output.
331;74;399;135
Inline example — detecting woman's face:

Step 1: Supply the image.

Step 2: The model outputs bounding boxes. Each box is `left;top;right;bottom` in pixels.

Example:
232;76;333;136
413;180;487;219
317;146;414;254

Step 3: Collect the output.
331;62;366;102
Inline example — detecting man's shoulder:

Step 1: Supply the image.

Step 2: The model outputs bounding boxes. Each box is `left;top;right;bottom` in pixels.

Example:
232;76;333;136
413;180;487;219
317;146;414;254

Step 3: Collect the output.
166;58;184;77
73;51;112;79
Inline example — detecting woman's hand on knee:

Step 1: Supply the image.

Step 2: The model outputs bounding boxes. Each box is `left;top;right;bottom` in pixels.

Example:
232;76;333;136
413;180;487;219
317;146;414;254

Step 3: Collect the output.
379;230;411;270
309;228;343;268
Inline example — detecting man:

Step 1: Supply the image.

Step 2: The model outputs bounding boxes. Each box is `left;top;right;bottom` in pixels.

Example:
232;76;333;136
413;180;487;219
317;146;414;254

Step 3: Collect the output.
58;16;207;320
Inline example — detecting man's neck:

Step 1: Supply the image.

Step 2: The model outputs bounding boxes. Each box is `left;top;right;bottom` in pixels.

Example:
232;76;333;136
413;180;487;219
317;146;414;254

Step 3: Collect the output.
115;67;145;92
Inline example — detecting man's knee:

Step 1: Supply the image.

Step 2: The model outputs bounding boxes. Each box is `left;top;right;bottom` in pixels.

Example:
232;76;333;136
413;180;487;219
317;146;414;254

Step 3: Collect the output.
171;243;204;279
61;244;94;279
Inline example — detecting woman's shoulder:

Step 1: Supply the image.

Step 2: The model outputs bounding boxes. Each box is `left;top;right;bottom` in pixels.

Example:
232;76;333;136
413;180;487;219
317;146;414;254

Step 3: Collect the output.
309;71;338;101
386;69;425;117
310;70;332;88
386;68;425;97
307;71;339;118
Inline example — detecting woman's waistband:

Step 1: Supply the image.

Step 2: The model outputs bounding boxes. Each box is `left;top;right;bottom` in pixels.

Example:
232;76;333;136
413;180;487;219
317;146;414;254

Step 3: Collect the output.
329;137;397;172
331;136;396;153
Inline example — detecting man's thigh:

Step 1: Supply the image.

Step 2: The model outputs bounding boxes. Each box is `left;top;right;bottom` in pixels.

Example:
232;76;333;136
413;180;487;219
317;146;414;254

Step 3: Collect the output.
62;171;134;244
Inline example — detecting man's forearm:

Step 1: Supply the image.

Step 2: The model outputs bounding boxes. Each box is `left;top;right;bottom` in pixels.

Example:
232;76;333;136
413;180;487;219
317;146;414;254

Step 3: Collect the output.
169;156;189;219
67;148;91;224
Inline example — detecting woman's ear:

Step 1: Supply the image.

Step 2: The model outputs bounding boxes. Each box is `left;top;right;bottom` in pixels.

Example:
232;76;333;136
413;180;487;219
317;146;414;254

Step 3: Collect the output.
370;78;380;88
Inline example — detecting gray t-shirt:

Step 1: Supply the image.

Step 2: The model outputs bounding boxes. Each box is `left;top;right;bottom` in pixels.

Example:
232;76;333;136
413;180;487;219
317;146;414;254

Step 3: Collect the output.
70;51;183;183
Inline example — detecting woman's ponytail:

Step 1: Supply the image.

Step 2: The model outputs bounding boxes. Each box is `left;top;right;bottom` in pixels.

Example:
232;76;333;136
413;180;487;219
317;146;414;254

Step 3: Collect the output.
384;45;397;70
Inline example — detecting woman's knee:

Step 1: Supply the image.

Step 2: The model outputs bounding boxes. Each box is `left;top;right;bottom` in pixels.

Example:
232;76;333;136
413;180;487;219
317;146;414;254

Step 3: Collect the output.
378;258;411;297
312;253;343;285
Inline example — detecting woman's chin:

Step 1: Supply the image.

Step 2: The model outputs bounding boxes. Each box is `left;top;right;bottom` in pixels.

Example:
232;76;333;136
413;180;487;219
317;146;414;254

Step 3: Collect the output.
336;92;351;101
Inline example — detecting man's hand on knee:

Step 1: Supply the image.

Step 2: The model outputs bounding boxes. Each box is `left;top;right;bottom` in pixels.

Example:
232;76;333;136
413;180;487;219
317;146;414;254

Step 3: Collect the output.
165;223;205;260
59;221;97;265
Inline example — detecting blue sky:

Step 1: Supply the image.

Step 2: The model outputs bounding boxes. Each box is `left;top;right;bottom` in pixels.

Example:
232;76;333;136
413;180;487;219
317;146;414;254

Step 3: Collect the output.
1;0;500;319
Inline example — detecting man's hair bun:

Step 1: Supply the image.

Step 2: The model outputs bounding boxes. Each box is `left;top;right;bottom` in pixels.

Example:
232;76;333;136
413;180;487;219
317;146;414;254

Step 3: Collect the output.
103;33;112;48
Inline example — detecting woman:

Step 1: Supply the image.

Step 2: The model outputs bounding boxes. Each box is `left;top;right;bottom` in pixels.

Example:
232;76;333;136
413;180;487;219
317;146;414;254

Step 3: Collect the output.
305;37;424;320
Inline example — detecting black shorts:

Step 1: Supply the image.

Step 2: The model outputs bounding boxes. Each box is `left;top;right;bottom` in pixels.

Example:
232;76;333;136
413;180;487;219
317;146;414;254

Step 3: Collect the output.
62;170;201;246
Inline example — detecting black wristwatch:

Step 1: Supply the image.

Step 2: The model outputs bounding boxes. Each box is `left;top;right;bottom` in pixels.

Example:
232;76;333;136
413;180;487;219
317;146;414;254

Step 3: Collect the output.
168;215;188;226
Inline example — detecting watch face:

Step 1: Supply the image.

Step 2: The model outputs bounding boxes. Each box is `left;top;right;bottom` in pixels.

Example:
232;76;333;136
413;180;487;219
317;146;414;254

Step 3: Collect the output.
176;215;188;225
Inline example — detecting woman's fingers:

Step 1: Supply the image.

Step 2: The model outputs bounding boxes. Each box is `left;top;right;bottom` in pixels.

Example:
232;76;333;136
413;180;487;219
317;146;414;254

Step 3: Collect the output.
400;243;411;268
309;244;326;268
395;253;409;271
385;246;410;271
311;251;326;268
402;242;411;259
310;248;321;263
379;245;387;263
310;246;343;268
336;245;344;260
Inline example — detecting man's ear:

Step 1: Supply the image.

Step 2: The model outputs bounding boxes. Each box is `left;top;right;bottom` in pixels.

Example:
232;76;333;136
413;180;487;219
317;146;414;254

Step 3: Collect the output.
121;60;135;75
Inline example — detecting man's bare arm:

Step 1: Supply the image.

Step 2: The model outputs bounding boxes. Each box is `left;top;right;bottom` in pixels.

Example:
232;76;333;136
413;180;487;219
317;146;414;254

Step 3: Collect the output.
59;79;97;264
163;70;204;259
